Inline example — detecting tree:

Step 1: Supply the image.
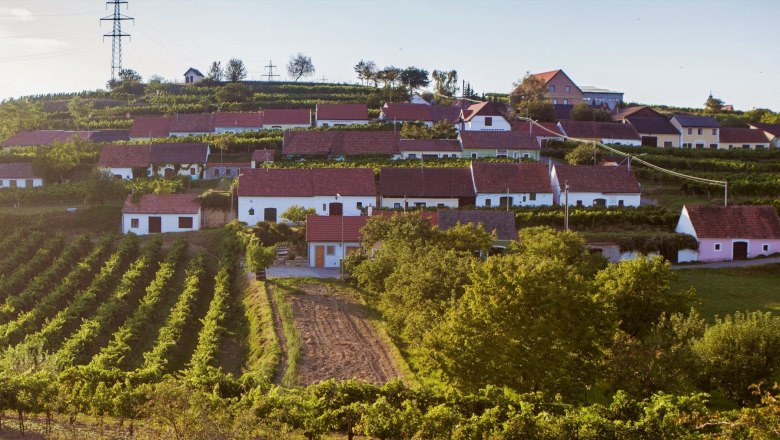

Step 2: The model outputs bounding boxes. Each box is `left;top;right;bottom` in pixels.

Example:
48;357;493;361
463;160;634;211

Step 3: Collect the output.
34;137;96;183
207;61;224;81
569;103;612;122
245;238;276;273
84;170;127;205
67;96;93;129
215;82;252;103
0;99;45;142
705;94;724;112
225;58;247;82
517;101;556;122
354;60;377;86
376;66;401;88
399;67;430;94
146;75;171;95
692;311;780;404
118;68;142;82
287;53;315;82
282;205;316;225
510;72;547;105
432;70;458;97
107;68;144;94
565;142;600;165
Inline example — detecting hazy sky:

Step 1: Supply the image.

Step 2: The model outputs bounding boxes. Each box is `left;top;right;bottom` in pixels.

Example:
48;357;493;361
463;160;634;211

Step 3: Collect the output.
0;0;778;111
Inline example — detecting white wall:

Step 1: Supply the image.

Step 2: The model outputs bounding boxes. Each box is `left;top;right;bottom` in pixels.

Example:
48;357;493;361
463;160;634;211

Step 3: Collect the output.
674;207;697;238
315;119;369;127
262;123;310;130
150;163;203;180
238;195;374;224
380;197;459;209
101;167;134;180
476;192;553;207
559;192;640;207
677;249;699;263
463;149;540;160
603;138;641;146
464;115;511;131
122;212;201;235
0;178;43;188
308;241;360;268
215;127;261;134
719;142;771;150
393;151;462;160
169;131;213;137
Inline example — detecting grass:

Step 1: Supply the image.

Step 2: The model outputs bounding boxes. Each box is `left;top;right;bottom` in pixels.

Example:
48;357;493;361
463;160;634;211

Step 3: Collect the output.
242;279;280;382
268;279;303;387
672;263;780;320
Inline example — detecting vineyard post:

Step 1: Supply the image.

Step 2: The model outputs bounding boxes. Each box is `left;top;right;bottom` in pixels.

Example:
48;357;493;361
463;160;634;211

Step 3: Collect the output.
724;181;728;206
564;181;570;231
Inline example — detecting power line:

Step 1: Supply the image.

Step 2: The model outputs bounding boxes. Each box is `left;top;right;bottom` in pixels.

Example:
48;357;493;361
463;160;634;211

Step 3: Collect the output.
262;60;279;81
100;0;134;81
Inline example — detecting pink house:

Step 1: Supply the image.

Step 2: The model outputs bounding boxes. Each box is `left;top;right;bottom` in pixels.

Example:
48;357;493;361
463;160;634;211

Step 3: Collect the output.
675;205;780;262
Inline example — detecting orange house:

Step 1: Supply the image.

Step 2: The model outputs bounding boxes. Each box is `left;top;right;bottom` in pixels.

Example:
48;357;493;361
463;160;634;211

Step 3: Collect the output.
531;69;584;106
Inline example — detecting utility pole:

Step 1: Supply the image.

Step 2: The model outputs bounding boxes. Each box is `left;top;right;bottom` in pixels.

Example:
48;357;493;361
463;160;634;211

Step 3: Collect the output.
101;0;134;81
564;180;570;231
262;60;280;81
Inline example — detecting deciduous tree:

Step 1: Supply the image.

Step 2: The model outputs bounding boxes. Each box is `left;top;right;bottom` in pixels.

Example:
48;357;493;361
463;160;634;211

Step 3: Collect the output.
282;205;316;225
207;61;224;81
432;70;458;97
399;67;430;94
225;58;247;82
287;53;315;82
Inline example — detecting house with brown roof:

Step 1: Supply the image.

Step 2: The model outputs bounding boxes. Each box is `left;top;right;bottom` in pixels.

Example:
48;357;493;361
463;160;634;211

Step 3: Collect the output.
550;164;641;207
718;127;770;150
459;101;511;131
511;121;565;147
263;108;311;130
378;103;461;127
748;123;780;148
670;115;720;148
613;106;665;122
129;116;174;139
470;162;553;207
522;69;584;106
122;194;201;235
236;168;376;224
436;209;518;247
169;113;216;137
459;131;541;160
0;163;43;188
306;214;367;268
676;205;780;262
394;139;462;159
379;167;475;209
282;131;400;157
214;112;263;134
98;143;210;180
558;121;642;146
624;117;680;148
315;104;370;127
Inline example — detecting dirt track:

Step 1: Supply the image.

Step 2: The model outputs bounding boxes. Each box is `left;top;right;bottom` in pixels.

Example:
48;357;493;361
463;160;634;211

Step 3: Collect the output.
289;283;400;385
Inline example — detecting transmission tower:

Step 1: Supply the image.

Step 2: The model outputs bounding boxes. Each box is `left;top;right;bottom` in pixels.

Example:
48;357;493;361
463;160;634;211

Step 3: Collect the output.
262;60;280;81
101;1;134;81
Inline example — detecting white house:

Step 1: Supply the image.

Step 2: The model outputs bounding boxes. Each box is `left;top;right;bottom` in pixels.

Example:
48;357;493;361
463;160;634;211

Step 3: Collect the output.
379;167;475;209
315;104;370;127
460;101;511;131
184;68;205;84
262;109;311;130
550;164;641;207
98;143;210;180
306;215;367;268
250;149;275;168
0;163;43;188
168;114;216;137
122;194;201;235
718;127;770;150
214;112;263;134
558;121;642;146
459;131;541;160
470;162;553;207
394;139;462;159
236;168;376;224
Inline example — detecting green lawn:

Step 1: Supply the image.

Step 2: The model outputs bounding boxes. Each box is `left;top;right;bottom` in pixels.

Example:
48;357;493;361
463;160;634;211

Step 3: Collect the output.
672;263;780;320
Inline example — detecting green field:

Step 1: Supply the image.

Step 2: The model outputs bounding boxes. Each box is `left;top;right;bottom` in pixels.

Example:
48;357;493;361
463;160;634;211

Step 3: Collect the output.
672;263;780;320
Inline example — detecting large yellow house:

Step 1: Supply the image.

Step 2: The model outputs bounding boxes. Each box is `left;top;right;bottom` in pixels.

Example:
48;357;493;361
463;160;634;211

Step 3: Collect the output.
670;115;720;149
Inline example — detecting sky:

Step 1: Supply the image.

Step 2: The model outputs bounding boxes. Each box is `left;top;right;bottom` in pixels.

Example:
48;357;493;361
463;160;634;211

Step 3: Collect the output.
0;0;778;111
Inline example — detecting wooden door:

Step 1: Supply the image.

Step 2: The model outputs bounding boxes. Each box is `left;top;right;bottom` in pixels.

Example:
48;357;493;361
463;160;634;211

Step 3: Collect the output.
329;202;343;216
314;246;325;267
164;168;175;178
641;136;658;147
149;216;162;234
733;241;748;260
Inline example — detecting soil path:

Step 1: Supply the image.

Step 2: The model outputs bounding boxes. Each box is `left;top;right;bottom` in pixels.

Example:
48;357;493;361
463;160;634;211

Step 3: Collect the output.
290;283;400;385
266;281;289;385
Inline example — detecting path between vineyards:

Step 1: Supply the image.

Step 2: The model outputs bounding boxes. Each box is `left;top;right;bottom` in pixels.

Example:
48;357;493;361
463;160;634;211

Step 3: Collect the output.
282;282;401;386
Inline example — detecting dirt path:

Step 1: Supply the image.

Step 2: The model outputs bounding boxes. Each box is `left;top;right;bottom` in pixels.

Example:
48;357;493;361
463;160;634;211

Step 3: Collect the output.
289;283;400;385
266;282;289;385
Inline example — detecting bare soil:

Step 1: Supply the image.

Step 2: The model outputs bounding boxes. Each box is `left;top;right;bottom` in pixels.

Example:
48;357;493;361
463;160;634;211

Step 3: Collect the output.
289;283;400;385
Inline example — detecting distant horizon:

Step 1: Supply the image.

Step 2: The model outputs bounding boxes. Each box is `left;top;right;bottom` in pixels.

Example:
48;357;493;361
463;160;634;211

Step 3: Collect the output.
1;0;778;112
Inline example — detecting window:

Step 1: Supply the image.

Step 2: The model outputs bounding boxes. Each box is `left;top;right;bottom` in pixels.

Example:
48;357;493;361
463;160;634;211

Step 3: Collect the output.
664;141;673;147
214;168;220;176
710;144;718;149
227;168;233;176
496;149;508;158
712;128;718;135
485;199;492;207
762;244;770;252
695;143;704;149
393;202;401;208
249;208;255;216
576;200;583;207
190;168;196;175
437;203;445;207
523;153;530;158
529;193;536;201
471;153;478;158
408;153;417;159
326;245;335;256
565;86;571;93
130;218;139;228
178;217;193;229
264;207;277;222
618;200;624;207
714;243;721;251
549;85;555;93
563;99;568;105
512;151;519;159
322;204;326;211
9;180;16;188
683;143;692;148
687;128;693;135
356;202;363;209
552;99;558;105
697;128;703;135
742;144;750;149
485;117;493;127
414;202;426;208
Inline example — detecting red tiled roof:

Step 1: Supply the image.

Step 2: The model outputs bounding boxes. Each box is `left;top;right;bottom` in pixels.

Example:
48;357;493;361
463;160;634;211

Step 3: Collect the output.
559;121;641;141
316;104;369;121
510;121;564;137
429;105;462;124
306;215;368;242
750;123;780;137
381;103;432;121
553;164;641;193
1;130;91;147
685;205;780;239
459;131;540;150
169;113;215;133
98;145;151;168
398;139;462;153
532;69;562;84
122;194;200;215
282;131;400;156
263;108;311;126
251;149;275;163
462;101;502;122
237;168;376;197
214;112;263;128
626;117;680;135
0;163;38;179
379;167;475;198
719;127;770;144
471;162;552;193
129;116;173;138
436;209;517;241
150;143;209;164
613;106;664;121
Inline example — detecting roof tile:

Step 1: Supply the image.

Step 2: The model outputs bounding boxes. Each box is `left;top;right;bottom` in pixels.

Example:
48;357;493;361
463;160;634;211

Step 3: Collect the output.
306;215;368;242
685;205;780;239
379;167;475;198
237;168;376;197
122;194;200;215
553;164;641;193
471;162;552;193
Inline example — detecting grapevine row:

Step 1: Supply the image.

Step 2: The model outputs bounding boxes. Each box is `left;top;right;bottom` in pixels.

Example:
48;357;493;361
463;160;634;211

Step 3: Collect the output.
0;233;65;305
0;231;45;278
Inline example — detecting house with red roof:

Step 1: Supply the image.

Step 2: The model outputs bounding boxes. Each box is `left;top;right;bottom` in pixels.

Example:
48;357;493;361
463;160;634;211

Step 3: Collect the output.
122;194;201;235
511;121;565;147
169;113;216;137
315;104;370;127
436;209;518;247
282;131;400;157
129;116;174;139
675;205;780;262
459;131;541;160
214;112;264;134
517;69;584;106
263;108;311;130
306;214;367;268
558;121;642;146
718;127;770;150
250;149;275;167
378;103;461;127
204;161;250;180
748;123;780;148
550;164;641;207
98;143;210;180
394;139;462;159
470;162;553;207
459;101;511;132
236;168;376;224
0;163;43;188
379;167;475;209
